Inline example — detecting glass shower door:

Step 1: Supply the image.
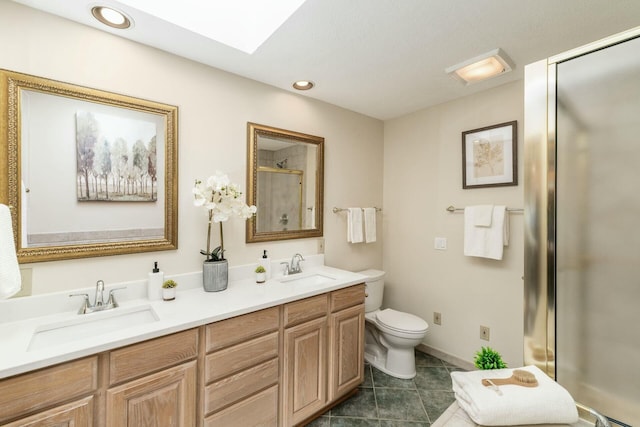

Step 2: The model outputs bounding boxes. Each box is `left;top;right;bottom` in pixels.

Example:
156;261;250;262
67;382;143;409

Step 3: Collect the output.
555;35;640;425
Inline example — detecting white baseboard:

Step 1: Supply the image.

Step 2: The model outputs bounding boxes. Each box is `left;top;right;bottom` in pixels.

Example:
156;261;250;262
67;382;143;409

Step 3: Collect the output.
416;343;475;371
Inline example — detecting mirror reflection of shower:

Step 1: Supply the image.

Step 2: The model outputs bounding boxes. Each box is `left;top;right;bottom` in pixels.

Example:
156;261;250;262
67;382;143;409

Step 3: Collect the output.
257;142;310;232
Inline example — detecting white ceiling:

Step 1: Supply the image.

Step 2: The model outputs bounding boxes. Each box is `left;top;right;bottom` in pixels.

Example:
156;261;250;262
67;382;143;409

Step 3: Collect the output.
12;0;640;120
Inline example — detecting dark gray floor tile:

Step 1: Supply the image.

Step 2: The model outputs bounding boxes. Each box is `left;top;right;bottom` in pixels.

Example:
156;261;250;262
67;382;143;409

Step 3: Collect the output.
414;351;445;367
413;367;452;391
418;389;456;421
332;388;378;419
362;364;374;388
372;368;416;389
379;421;430;427
306;415;331;427
375;388;429;422
330;417;381;426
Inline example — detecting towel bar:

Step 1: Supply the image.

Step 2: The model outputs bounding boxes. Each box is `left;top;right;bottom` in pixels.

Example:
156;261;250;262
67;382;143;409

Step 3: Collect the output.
446;205;523;213
333;207;382;213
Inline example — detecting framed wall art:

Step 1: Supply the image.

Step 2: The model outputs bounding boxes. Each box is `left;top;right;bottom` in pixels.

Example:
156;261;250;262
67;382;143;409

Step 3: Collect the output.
462;120;517;189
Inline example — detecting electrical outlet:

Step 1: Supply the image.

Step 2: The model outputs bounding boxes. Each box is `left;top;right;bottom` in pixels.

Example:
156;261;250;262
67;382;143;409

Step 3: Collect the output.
480;325;490;341
317;238;325;254
433;312;442;325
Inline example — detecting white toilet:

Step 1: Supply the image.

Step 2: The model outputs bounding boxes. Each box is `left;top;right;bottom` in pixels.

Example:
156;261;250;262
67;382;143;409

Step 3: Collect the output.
358;269;429;379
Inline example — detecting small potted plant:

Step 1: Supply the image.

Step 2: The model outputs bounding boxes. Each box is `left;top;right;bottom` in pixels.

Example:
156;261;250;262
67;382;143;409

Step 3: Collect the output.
162;279;177;301
255;265;266;283
474;346;507;370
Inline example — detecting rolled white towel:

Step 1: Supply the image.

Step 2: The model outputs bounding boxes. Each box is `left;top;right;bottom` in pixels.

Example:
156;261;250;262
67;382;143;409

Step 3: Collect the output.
451;365;578;426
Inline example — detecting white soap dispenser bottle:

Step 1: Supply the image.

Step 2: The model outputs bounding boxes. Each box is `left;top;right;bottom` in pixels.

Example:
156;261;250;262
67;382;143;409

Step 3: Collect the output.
148;261;164;300
258;250;271;280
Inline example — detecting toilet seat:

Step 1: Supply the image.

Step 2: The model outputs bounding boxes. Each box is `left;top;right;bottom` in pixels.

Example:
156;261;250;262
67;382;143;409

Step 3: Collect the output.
375;309;428;334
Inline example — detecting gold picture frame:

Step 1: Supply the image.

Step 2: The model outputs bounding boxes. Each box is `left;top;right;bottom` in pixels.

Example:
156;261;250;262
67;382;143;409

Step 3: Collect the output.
0;69;178;263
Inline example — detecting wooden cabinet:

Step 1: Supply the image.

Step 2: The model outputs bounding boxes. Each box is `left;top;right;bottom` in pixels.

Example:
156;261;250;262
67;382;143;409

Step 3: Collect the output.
204;307;280;426
106;361;197;426
2;396;94;427
329;287;365;401
282;285;365;426
0;356;98;426
0;283;364;427
283;314;328;425
106;328;199;427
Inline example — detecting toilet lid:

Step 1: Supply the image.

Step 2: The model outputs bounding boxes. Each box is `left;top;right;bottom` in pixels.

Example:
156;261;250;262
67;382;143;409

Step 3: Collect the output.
376;309;428;333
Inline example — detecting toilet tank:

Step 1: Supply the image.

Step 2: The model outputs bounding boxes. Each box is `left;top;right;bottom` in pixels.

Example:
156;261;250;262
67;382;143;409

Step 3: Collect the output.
357;269;385;313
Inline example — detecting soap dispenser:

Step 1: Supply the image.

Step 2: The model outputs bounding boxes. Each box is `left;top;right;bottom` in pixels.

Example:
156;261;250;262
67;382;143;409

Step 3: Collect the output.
148;261;164;300
258;250;271;280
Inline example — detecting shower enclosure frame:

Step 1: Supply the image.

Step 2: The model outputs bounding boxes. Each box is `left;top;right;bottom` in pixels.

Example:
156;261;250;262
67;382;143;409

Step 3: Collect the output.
524;26;640;423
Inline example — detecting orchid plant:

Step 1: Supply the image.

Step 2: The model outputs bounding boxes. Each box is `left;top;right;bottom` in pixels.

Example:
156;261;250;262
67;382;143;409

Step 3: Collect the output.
193;172;256;262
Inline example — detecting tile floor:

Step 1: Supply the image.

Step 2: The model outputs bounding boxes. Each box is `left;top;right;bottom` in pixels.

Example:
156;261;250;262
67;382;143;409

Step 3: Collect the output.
307;351;465;426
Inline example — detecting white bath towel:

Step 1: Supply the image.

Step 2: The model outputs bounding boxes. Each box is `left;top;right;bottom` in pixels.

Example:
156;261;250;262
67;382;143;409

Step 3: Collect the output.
347;208;363;243
363;207;377;243
0;204;21;299
451;366;579;426
464;205;509;260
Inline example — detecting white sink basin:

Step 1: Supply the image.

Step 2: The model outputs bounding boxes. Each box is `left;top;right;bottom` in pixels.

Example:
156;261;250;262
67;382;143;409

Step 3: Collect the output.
28;305;159;351
278;272;337;287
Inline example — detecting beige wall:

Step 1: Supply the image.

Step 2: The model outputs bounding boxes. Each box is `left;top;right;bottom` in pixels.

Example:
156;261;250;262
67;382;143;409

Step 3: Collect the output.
1;2;383;294
4;2;526;366
383;81;525;367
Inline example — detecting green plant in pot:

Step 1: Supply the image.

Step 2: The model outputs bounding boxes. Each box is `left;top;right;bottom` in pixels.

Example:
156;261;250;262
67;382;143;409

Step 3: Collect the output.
474;346;507;370
255;265;267;284
193;172;256;292
162;280;177;301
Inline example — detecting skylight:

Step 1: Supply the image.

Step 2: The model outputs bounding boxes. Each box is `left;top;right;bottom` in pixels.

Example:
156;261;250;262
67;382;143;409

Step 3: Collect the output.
116;0;307;54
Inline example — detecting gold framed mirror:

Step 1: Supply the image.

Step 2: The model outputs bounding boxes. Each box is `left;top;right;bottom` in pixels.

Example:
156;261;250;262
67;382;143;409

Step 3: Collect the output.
246;122;324;243
0;69;178;263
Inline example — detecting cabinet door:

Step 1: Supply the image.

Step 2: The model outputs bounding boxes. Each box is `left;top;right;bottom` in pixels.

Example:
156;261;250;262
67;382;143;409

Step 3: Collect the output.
106;361;196;427
2;396;93;427
329;304;365;401
282;316;327;426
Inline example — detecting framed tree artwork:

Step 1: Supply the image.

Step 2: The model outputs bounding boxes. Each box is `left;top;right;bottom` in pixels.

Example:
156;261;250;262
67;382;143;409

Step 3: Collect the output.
462;121;517;189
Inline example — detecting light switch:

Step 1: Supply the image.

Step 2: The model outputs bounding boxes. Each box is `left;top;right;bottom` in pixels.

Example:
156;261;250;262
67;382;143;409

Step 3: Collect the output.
434;237;447;250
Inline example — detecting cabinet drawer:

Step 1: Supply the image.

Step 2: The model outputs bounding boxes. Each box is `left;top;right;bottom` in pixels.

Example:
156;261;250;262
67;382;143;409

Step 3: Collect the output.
205;358;279;414
109;328;198;385
331;284;365;312
0;356;98;423
284;294;328;327
2;396;94;427
206;306;279;352
206;331;278;383
205;385;278;427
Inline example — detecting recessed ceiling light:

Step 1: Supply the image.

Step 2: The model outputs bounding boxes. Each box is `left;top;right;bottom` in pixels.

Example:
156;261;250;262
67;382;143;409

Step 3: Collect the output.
293;80;314;90
91;6;132;29
445;48;514;85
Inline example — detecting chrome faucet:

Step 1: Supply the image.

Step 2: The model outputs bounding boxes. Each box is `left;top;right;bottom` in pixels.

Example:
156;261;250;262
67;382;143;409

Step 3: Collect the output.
70;280;126;314
279;253;305;276
289;253;305;274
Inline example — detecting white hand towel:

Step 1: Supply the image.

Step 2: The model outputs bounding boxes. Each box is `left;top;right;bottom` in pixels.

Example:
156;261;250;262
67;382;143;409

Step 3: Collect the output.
473;205;494;227
347;208;363;243
451;366;579;426
363;207;377;243
464;205;509;260
0;204;21;299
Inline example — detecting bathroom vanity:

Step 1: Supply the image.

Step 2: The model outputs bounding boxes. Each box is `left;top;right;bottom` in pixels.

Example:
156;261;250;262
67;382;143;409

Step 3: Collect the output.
0;262;366;426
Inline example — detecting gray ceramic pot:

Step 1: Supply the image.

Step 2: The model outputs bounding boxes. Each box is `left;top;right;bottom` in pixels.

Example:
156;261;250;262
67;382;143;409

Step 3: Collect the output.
203;259;228;292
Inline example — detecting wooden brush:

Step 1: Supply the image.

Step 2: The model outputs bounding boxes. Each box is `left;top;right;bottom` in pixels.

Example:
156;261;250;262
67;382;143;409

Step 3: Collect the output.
482;369;539;388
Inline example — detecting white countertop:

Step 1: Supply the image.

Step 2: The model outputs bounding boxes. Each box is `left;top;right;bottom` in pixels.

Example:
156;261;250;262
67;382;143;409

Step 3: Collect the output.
0;256;367;379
